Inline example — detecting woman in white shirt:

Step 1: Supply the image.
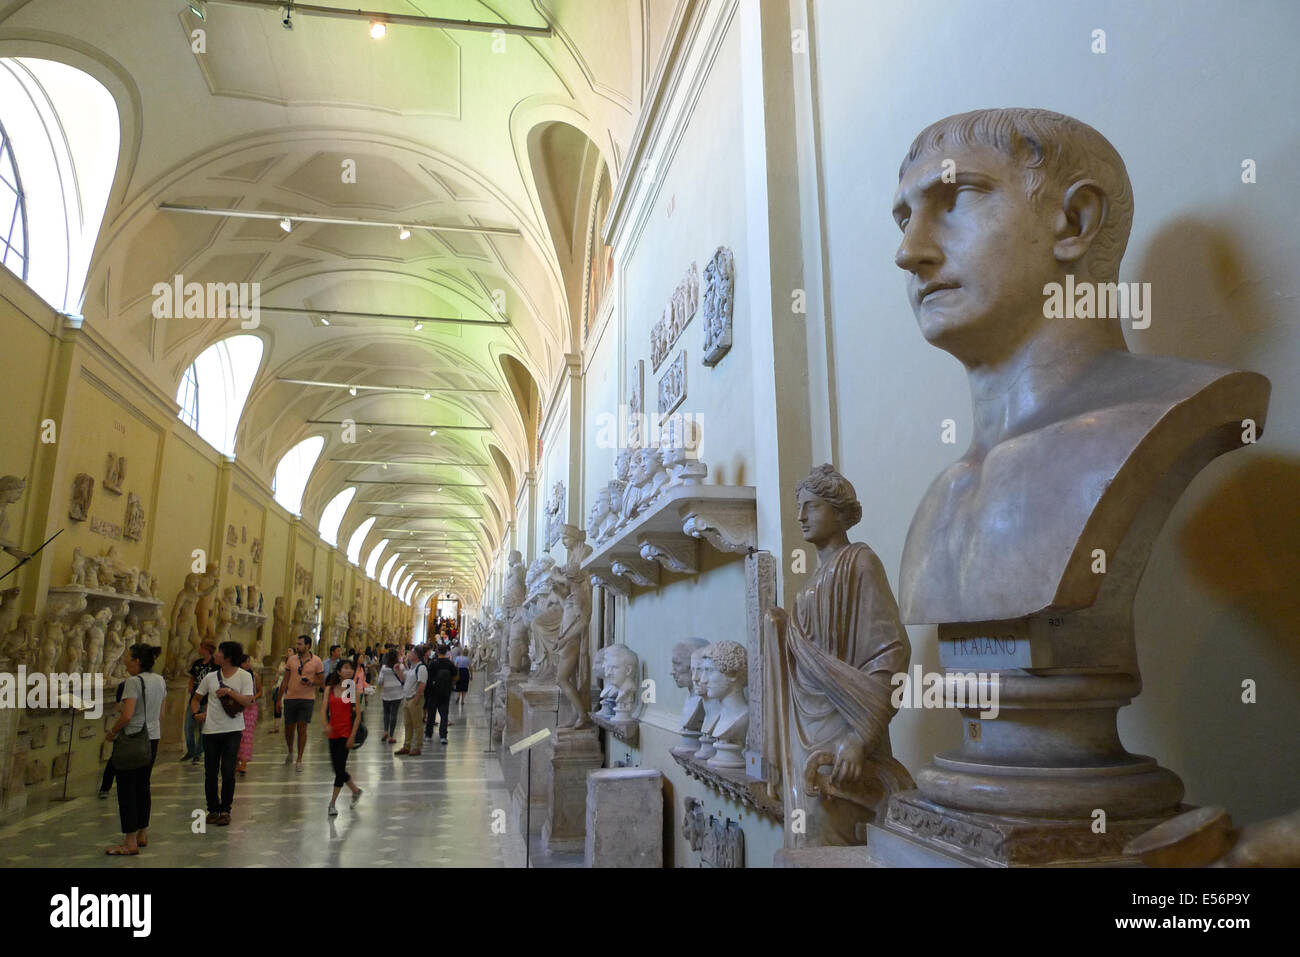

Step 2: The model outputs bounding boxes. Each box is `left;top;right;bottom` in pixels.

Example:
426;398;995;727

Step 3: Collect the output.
192;641;255;827
376;649;405;744
104;644;167;855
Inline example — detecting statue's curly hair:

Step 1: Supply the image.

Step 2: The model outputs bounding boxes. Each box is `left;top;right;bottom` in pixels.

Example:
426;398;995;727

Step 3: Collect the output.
702;640;746;681
795;464;862;530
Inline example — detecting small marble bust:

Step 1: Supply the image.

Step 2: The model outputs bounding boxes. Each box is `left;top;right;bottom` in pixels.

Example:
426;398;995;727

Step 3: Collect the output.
660;444;708;490
672;637;708;731
692;646;720;761
701;640;748;769
601;644;640;721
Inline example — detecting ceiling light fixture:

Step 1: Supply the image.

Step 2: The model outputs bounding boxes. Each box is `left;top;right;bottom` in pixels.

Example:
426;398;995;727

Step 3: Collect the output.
320;316;330;326
369;19;387;38
279;217;292;232
423;392;431;400
413;320;424;331
348;386;357;396
188;1;207;20
429;429;438;437
398;225;410;239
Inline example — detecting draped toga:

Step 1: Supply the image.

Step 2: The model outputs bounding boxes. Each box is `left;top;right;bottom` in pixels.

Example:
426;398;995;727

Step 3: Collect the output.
762;542;912;846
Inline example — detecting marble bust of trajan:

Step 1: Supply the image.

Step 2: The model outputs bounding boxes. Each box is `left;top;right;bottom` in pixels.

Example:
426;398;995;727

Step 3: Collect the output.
893;108;1270;823
894;109;1269;626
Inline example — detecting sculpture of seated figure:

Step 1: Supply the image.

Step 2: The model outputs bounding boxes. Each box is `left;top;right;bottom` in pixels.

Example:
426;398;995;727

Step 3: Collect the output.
600;644;640;721
670;638;708;756
700;640;748;770
692;646;720;761
762;464;914;847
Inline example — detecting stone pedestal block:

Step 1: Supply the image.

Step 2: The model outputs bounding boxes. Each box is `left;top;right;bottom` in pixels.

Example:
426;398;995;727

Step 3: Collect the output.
160;676;190;756
584;768;663;867
541;726;602;854
0;705;27;824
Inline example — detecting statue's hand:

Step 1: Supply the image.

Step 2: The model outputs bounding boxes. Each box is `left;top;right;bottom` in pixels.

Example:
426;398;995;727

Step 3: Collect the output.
831;734;866;788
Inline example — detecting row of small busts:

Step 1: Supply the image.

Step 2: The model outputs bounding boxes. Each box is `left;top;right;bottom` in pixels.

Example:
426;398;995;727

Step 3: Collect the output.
586;445;709;545
664;638;748;770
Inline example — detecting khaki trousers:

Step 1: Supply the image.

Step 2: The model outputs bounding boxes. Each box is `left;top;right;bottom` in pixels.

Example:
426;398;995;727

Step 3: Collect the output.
402;696;425;751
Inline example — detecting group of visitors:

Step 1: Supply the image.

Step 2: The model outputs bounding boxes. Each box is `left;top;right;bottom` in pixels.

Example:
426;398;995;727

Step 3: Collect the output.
99;630;473;850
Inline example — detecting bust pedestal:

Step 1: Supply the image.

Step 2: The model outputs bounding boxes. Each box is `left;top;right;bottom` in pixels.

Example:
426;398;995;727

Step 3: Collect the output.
541;726;603;854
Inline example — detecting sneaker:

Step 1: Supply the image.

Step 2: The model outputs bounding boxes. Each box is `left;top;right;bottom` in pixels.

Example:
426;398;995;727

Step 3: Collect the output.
97;790;109;800
440;737;448;746
295;761;304;773
283;753;294;764
178;752;193;763
190;757;201;766
327;804;338;817
350;788;363;806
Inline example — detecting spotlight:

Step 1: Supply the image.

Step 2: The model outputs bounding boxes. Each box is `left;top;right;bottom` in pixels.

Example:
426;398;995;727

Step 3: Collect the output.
423;391;431;400
369;20;387;39
188;1;207;20
382;463;388;470
413;320;424;331
320;316;330;326
429;429;438;437
398;225;411;240
348;386;357;396
279;217;292;232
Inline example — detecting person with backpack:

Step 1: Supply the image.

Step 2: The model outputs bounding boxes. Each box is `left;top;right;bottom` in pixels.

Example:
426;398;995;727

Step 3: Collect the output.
425;644;458;746
322;659;364;815
395;645;427;756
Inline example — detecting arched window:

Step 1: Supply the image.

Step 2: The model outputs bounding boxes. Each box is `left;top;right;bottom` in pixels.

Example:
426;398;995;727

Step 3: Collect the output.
403;579;418;604
390;565;408;595
176;334;263;455
0;58;118;312
365;539;390;579
379;554;398;589
177;363;199;431
318;487;356;547
0;119;28;280
346;516;376;565
273;435;324;515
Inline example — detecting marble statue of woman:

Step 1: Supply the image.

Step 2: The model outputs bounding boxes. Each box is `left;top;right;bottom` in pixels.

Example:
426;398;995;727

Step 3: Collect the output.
553;525;594;728
762;464;913;847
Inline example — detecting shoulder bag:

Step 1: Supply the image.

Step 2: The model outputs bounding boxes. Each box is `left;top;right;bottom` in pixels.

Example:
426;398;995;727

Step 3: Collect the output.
111;675;153;771
216;672;246;717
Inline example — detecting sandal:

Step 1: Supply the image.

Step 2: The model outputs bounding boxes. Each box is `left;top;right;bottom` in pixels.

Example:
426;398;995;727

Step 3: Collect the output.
105;845;138;856
137;835;148;847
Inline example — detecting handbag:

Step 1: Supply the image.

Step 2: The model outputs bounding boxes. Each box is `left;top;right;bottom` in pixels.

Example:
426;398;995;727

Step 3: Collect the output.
352;702;368;749
111;676;152;771
216;673;245;717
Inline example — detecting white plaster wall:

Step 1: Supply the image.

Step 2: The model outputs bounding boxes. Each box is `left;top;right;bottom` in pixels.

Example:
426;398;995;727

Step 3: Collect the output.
811;0;1300;822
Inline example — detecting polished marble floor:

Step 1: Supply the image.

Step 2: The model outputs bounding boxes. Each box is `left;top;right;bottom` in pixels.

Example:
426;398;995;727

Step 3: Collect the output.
0;690;542;868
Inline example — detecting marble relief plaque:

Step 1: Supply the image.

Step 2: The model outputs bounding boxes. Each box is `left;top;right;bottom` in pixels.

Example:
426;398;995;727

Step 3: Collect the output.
658;350;686;420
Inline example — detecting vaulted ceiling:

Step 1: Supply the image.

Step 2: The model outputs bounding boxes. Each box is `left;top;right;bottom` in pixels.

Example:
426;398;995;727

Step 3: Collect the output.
0;0;685;603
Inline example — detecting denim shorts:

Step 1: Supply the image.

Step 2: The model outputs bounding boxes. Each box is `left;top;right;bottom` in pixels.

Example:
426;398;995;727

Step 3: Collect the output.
283;698;314;725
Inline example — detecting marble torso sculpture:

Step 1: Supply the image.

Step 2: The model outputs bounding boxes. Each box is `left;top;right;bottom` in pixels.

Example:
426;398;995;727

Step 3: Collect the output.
700;640;748;769
0;475;24;542
194;571;219;639
169;572;208;664
37;618;63;673
523;556;565;682
271;596;290;661
103;618;126;679
893;109;1270;825
504;551;530;673
85;608;110;674
554;525;594;727
762;464;913;847
63;614;92;672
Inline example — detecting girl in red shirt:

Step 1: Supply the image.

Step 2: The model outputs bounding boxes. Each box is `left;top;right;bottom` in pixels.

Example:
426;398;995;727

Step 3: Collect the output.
321;661;363;815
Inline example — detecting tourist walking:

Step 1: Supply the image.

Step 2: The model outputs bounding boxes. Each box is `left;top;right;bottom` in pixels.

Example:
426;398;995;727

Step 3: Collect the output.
395;645;427;756
279;634;324;771
377;650;404;743
104;644;166;855
426;644;458;745
180;640;216;764
267;649;288;735
322;659;364;815
236;655;263;775
453;645;471;710
193;641;255;826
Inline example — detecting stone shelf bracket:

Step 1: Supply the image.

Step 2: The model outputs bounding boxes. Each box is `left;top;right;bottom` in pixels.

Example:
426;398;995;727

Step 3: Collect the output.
582;486;756;591
589;572;630;599
589;711;639;746
669;750;782;823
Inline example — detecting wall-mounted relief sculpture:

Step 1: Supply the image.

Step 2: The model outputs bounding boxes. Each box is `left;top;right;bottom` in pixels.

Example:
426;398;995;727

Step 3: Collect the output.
103;453;125;495
657;349;686;421
544;481;566;553
670;638;710;757
628;359;645;448
226;525;238;547
89;517;122;540
69;473;94;521
241;525;246;544
652;262;699;372
701;816;745;868
237;558;245;578
762;464;914;847
0;475;26;543
250;539;262;564
701;246;735;366
225;556;235;574
683;797;708;851
123;493;145;541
